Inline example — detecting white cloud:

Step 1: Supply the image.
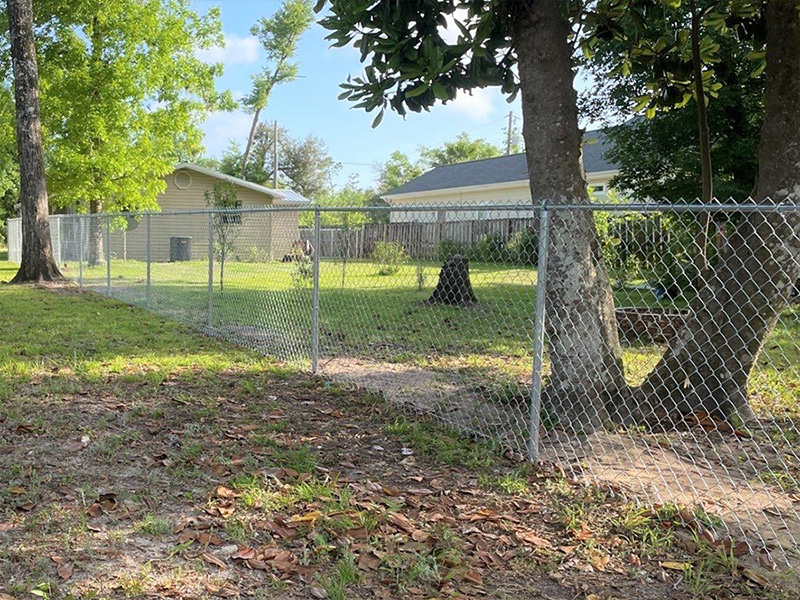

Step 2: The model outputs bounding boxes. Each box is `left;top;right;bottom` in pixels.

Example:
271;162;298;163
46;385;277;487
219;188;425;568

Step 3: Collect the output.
448;88;496;121
196;34;260;66
201;110;253;157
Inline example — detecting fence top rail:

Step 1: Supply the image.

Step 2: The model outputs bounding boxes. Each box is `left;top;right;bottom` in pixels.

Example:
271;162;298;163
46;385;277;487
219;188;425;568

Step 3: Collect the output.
6;200;800;222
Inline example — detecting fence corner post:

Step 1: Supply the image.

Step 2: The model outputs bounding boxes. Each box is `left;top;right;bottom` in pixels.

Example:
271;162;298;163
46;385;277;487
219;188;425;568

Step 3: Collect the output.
311;208;321;374
105;215;111;295
207;211;214;329
528;202;550;462
146;212;152;309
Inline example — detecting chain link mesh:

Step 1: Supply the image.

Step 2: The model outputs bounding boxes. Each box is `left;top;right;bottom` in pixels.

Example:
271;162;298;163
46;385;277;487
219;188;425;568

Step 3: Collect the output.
7;200;799;564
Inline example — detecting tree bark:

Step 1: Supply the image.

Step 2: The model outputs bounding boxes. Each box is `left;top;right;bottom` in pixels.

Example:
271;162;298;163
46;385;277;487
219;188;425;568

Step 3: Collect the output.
7;0;62;283
240;107;262;178
86;199;104;267
690;0;712;275
512;0;626;431
634;0;800;424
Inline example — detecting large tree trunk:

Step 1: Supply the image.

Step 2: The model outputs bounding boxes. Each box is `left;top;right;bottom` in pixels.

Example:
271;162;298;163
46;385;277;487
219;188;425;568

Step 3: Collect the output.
7;0;62;283
634;0;800;423
86;199;104;267
513;0;626;431
690;0;712;275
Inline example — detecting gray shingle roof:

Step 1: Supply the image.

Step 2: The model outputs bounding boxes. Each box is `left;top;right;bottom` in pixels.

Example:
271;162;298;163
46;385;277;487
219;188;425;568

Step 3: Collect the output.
384;129;617;196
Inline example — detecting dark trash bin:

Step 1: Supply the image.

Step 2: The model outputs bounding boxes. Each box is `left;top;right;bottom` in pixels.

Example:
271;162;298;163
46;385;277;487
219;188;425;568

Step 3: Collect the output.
170;236;192;262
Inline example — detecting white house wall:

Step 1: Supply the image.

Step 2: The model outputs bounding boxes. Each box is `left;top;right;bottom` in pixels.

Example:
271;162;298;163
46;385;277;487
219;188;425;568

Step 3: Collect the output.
386;171;618;223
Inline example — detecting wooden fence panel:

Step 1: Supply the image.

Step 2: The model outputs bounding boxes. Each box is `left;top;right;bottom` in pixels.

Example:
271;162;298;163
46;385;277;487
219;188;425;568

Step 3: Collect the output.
300;216;542;260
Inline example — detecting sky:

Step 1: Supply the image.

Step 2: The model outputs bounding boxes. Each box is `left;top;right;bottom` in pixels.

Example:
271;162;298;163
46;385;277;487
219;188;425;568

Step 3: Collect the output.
191;1;586;189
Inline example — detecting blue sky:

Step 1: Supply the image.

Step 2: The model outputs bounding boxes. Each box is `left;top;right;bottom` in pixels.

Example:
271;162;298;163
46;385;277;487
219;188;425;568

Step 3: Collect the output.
191;1;588;189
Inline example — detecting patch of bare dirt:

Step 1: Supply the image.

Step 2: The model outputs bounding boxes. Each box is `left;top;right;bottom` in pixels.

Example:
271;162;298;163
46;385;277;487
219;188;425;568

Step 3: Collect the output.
319;355;800;563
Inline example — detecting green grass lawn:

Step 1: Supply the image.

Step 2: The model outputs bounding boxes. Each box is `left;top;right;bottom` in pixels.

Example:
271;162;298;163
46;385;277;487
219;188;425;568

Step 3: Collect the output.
57;256;799;421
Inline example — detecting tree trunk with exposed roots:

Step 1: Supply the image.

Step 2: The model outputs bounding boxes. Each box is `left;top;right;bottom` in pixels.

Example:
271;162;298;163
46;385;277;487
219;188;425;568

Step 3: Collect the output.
633;0;800;424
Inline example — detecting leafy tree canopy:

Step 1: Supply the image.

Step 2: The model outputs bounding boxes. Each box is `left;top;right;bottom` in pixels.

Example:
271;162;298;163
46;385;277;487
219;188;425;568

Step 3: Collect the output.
377;151;425;194
582;0;764;117
419;132;500;166
217;123;340;200
581;5;764;201
240;0;314;175
316;0;538;126
299;177;373;227
0;0;232;213
378;132;500;193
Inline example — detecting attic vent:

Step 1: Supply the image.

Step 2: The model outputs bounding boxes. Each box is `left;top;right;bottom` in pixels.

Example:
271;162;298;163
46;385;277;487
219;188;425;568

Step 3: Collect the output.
174;170;192;190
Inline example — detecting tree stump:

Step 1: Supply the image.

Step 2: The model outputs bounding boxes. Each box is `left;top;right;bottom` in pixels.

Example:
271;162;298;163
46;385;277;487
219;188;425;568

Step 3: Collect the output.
427;254;477;305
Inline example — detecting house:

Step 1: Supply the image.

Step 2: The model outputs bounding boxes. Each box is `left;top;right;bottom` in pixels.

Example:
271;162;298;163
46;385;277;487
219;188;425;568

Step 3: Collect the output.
381;129;618;223
107;163;311;262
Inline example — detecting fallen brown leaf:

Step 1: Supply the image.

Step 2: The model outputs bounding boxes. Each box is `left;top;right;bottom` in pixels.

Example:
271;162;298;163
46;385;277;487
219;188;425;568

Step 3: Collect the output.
57;562;74;580
358;550;381;571
516;529;552;548
387;512;414;533
464;569;483;586
201;552;227;570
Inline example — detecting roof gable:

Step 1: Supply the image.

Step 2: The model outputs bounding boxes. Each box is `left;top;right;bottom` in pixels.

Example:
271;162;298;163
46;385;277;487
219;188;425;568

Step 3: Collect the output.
173;163;311;205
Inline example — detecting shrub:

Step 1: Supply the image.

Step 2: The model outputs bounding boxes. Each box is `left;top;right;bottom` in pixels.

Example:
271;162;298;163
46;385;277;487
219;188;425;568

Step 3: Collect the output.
372;241;409;275
468;233;506;263
436;238;466;262
506;227;538;266
290;254;313;289
415;264;426;291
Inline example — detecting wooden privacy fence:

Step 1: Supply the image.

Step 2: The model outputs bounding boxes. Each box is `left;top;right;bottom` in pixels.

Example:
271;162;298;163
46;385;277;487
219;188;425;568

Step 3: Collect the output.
301;217;540;261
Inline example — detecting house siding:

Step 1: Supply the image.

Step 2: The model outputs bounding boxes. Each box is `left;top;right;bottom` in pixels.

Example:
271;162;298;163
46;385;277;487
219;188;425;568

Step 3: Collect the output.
107;168;300;261
385;171;618;223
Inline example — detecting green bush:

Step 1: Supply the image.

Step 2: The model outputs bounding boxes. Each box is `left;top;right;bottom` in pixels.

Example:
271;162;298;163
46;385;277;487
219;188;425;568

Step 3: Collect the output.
468;233;506;263
290;254;313;289
436;238;466;261
506;227;538;266
372;241;409;275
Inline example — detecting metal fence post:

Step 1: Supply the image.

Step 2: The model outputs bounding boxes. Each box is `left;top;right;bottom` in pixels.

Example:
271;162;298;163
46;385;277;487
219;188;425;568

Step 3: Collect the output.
55;216;62;265
105;215;111;296
207;211;214;329
146;212;151;310
528;203;550;462
78;216;84;290
311;209;321;373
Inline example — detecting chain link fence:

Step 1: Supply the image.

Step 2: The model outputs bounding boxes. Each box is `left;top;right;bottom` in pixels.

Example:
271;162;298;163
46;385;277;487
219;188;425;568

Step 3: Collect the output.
7;200;800;564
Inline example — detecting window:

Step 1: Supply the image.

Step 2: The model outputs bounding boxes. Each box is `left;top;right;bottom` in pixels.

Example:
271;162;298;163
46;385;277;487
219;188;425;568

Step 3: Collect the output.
221;200;243;225
174;170;192;189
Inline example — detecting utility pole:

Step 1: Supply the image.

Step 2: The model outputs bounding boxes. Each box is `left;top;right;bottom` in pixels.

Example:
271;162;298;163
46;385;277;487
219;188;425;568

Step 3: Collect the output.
272;120;279;188
506;110;514;155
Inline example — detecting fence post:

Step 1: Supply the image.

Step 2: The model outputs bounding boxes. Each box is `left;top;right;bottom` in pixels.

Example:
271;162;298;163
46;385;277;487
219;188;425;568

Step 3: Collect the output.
207;211;214;329
311;209;321;373
55;216;62;265
528;203;550;462
105;215;111;296
146;212;151;310
78;216;84;290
